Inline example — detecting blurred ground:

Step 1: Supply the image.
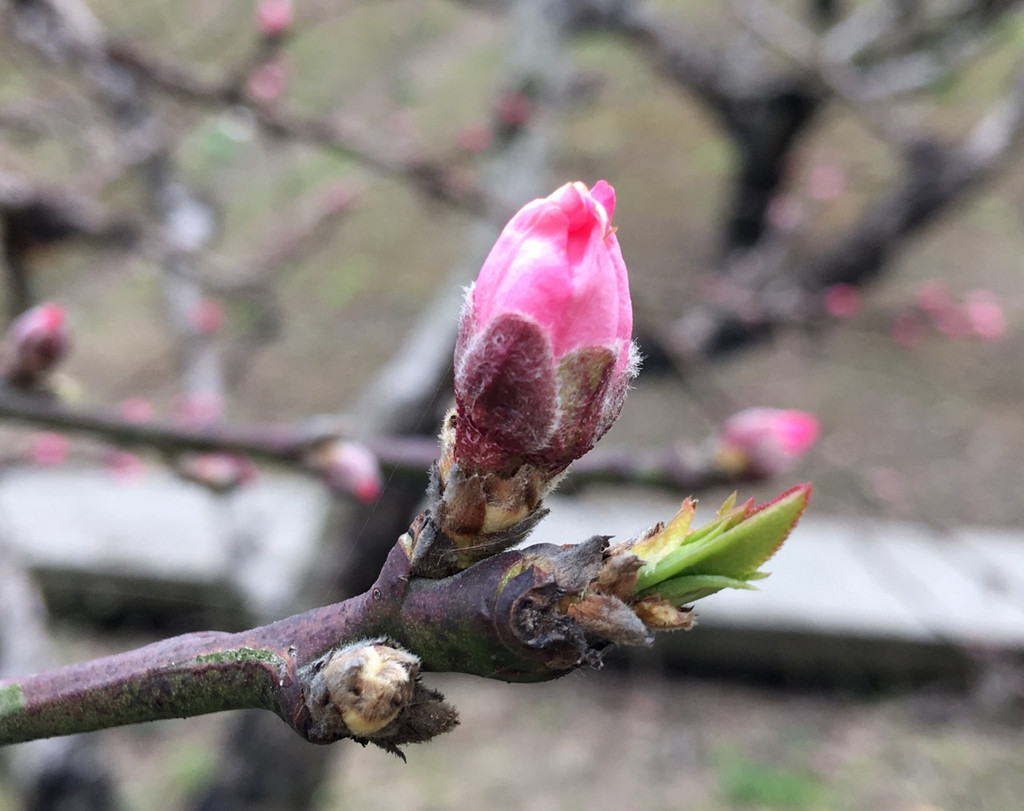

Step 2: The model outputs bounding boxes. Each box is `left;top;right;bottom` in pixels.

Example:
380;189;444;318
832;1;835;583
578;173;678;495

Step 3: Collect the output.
4;1;1024;809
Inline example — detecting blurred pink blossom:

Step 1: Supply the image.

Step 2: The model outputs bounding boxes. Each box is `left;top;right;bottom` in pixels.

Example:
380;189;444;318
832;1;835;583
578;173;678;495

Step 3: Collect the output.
823;284;862;319
179;453;258;492
890;312;926;348
4;302;70;382
807;164;847;201
717;408;820;478
172;392;224;427
964;289;1007;342
118;397;155;423
28;432;70;467
933;305;972;339
914;280;952;314
458;123;493;153
247;62;288;103
766;194;803;232
321;183;354;213
107;451;145;484
256;0;292;36
494;90;532;128
189;297;225;335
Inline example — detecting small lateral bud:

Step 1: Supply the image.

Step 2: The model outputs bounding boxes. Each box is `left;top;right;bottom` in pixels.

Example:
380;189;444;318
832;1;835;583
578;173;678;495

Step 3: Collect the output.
305;440;382;503
715;408;819;478
321;642;419;737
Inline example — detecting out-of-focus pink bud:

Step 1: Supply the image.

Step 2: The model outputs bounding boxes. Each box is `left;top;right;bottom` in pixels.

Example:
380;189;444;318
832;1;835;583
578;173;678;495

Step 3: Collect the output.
717;408;820;478
28;431;70;466
321;183;354;213
172;392;224;427
890;311;925;348
247;61;288;104
823;284;862;319
3;303;70;385
308;440;382;503
256;0;293;36
178;453;257;493
964;289;1007;342
915;280;952;314
807;164;846;201
458;123;492;153
453;180;637;478
766;195;803;232
189;298;225;335
107;451;146;484
118;397;155;423
933;305;971;338
494;90;532;128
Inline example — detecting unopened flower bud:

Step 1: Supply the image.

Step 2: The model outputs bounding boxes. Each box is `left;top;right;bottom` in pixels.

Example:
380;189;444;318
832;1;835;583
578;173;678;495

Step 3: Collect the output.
256;0;292;37
2;303;70;386
422;181;638;572
715;408;819;478
177;453;257;493
453;180;637;481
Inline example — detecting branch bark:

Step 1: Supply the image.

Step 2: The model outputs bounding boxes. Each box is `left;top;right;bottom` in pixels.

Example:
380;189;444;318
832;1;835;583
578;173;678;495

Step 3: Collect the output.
0;531;615;749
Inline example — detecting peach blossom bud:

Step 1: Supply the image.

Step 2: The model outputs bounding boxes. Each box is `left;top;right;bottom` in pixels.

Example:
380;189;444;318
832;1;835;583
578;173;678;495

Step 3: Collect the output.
934;305;971;338
766;195;803;232
915;280;952;314
964;289;1007;342
453;180;637;478
178;453;257;492
28;432;70;466
118;397;155;423
247;61;288;103
717;408;820;478
890;312;925;348
107;451;145;484
172;391;224;427
807;164;846;201
256;0;292;36
494;90;532;128
309;440;382;503
823;284;862;319
458;123;493;153
4;302;70;384
189;298;225;335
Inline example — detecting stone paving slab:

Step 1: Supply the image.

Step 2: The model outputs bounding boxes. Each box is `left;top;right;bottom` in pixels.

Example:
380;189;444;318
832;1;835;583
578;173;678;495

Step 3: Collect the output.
3;471;1023;663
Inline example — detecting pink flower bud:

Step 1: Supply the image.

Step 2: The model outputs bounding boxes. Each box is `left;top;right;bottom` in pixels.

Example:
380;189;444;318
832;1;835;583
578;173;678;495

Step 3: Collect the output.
172;392;224;427
118;397;155;423
807;164;846;201
107;451;146;484
964;288;1007;342
247;61;288;104
718;408;820;478
4;303;70;383
453;180;637;478
915;280;952;314
178;453;257;493
256;0;293;36
890;312;925;347
28;431;70;467
189;298;225;335
823;284;862;319
494;90;532;128
310;440;382;503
